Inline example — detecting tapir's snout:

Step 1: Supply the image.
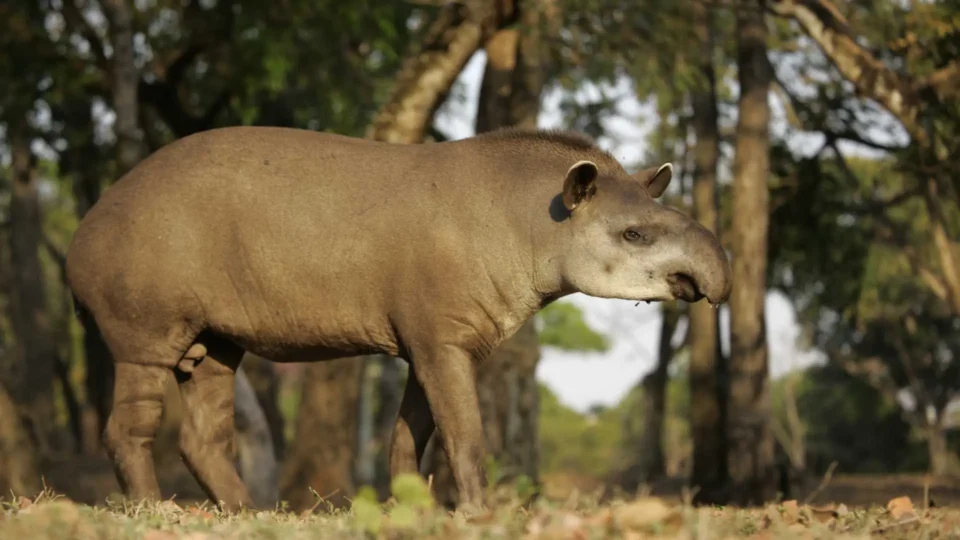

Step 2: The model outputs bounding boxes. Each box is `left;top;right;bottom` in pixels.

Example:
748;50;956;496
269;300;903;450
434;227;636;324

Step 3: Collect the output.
675;221;732;306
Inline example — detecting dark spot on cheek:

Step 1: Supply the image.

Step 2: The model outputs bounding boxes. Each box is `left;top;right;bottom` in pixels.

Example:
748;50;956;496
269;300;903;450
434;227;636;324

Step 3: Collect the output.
604;263;614;274
647;271;654;280
263;159;271;166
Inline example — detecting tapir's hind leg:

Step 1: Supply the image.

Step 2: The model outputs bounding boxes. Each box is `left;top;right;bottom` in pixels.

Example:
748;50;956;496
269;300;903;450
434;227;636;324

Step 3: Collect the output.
103;362;173;502
389;364;436;477
176;335;254;511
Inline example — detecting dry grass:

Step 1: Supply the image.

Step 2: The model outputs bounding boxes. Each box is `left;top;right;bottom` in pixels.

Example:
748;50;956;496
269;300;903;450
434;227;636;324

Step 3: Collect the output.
3;475;960;539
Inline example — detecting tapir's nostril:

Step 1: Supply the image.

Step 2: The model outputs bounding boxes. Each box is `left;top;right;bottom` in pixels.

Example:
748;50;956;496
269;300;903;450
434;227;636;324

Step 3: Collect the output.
668;272;704;303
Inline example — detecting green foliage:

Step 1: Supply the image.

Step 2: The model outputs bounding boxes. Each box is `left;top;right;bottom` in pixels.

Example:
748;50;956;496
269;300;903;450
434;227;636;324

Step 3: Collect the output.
350;486;384;535
786;364;926;474
389;473;434;510
538;383;624;477
539;368;693;480
536;301;610;353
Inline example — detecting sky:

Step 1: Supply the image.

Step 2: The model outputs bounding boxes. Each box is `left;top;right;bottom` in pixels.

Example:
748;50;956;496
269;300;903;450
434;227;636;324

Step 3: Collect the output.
431;50;880;414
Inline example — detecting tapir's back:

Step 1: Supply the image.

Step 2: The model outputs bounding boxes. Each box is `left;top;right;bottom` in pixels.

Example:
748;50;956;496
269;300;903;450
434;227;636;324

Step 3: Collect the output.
66;126;474;359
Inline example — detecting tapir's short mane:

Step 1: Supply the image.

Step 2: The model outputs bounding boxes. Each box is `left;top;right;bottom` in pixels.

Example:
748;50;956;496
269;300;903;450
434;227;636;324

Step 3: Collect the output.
471;127;623;171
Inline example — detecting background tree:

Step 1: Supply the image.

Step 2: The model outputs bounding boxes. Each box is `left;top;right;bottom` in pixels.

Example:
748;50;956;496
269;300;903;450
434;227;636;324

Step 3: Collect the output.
727;0;776;505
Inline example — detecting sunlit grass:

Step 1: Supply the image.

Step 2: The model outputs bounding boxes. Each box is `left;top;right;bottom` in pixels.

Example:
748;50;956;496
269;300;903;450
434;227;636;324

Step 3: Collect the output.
3;475;959;539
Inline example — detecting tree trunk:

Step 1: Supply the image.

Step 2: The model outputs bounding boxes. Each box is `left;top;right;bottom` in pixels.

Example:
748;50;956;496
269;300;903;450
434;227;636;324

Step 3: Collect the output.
926;423;950;477
371;355;404;498
423;6;547;506
688;0;727;505
638;303;681;483
0;381;42;497
7;127;60;453
726;0;776;506
280;359;364;511
234;366;279;508
101;0;145;176
239;353;286;461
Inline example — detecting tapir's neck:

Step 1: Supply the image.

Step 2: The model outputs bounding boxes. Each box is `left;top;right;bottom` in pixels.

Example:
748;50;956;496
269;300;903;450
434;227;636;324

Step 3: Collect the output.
447;138;588;325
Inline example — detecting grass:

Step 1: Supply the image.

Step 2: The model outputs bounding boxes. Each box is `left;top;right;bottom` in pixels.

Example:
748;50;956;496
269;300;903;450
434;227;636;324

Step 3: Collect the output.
3;475;960;539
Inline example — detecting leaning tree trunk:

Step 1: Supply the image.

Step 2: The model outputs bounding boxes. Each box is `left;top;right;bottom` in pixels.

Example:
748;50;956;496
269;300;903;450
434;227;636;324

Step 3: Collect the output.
366;0;510;143
726;0;776;506
7;127;61;454
688;0;727;505
424;3;548;507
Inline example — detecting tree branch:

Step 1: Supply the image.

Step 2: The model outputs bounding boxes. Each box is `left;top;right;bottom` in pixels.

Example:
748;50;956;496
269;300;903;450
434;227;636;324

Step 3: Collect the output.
164;43;205;88
62;0;108;72
771;75;905;153
871;216;951;305
768;0;954;145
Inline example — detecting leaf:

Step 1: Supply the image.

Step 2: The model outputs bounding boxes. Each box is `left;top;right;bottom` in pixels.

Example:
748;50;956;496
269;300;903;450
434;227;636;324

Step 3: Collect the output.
389;473;435;510
781;500;800;525
887;496;917;520
536;301;610;353
350;486;384;535
387;504;418;529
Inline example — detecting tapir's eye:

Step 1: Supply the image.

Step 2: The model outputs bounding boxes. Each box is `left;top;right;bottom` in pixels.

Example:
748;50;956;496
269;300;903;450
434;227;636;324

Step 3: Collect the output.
623;229;649;244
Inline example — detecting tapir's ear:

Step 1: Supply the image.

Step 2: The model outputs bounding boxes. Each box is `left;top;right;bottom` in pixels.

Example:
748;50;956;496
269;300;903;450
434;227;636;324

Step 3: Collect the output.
632;162;673;198
562;160;599;211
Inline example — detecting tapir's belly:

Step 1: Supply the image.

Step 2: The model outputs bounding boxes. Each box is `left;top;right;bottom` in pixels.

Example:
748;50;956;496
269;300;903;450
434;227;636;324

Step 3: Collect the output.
192;236;403;363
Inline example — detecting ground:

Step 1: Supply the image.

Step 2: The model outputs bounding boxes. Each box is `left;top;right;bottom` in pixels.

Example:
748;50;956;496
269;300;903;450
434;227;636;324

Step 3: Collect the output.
8;456;960;539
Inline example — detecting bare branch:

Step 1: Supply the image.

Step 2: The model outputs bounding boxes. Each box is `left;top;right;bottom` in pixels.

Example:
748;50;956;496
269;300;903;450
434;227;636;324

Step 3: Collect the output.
771;75;905;153
768;0;956;145
62;0;108;72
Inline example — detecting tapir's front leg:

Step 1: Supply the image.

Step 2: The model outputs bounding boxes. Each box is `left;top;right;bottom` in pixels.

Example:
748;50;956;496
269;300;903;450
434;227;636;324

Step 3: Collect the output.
408;344;487;510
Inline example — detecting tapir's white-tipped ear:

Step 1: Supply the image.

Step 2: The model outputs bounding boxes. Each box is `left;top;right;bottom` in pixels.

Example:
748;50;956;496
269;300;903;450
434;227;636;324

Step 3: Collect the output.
562;160;599;211
631;162;673;198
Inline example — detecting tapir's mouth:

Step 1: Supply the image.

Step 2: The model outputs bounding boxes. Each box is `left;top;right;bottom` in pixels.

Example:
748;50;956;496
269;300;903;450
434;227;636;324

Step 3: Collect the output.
668;273;705;303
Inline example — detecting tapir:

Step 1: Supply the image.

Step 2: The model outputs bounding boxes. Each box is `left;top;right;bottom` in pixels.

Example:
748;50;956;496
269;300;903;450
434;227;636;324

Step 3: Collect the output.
65;126;732;512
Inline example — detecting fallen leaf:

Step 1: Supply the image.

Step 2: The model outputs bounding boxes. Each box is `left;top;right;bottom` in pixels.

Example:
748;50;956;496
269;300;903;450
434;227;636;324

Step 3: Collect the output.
188;507;214;519
886;496;916;520
16;496;33;512
781;500;800;524
808;504;838;523
834;503;849;518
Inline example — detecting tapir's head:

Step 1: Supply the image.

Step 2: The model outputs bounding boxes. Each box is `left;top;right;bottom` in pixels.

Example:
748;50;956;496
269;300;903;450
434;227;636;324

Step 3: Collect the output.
555;159;732;306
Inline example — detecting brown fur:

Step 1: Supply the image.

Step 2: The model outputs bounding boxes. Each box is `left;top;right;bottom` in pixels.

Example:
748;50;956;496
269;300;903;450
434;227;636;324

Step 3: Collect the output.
66;125;731;512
